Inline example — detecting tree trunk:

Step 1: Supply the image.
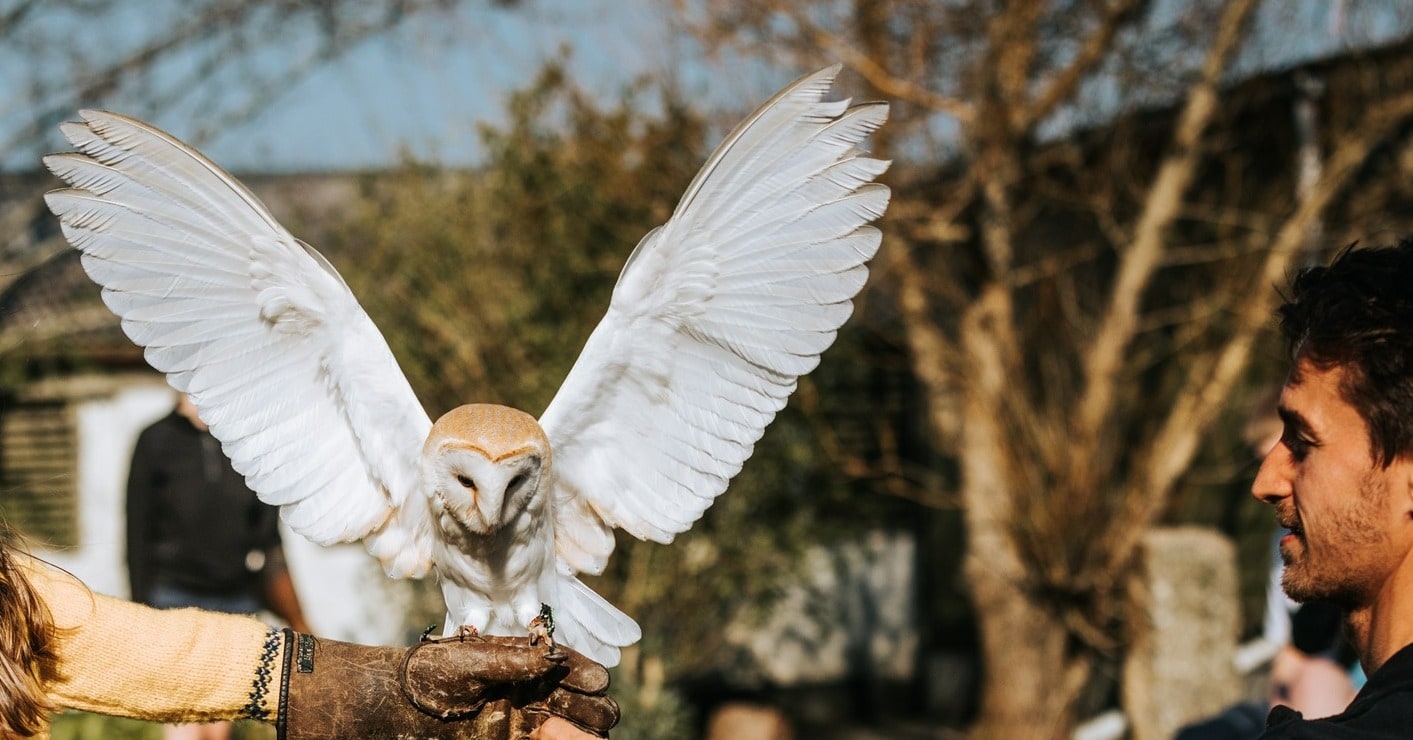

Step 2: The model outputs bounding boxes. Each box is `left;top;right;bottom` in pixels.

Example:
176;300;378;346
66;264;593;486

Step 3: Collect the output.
965;545;1090;738
950;290;1091;737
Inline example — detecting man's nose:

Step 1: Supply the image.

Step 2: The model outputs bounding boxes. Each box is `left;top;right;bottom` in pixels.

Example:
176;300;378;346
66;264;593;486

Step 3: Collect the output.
1251;445;1292;505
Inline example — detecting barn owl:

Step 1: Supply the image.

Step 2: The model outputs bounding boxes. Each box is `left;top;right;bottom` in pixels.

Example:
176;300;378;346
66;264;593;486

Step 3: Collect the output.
43;66;890;667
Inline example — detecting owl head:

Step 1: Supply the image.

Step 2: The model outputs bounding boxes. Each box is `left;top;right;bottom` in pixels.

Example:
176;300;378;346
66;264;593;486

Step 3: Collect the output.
423;404;552;534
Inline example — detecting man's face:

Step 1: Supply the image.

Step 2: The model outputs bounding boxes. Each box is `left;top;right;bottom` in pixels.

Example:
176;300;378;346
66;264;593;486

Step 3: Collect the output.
1251;356;1413;608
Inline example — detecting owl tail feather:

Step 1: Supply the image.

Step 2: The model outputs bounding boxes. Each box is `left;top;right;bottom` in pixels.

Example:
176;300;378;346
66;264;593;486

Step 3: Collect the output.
553;576;641;668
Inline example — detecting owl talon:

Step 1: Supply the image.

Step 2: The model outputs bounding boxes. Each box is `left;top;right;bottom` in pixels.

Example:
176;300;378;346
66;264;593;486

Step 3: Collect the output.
455;624;481;641
528;603;560;657
528;619;553;647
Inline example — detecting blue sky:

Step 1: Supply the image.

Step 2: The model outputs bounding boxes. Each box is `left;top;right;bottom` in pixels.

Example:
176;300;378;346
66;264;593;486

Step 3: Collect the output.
0;0;784;174
4;1;1413;175
203;1;703;172
216;0;1411;173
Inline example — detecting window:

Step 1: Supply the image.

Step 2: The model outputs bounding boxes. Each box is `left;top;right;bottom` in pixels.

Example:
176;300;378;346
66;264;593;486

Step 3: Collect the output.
0;400;78;547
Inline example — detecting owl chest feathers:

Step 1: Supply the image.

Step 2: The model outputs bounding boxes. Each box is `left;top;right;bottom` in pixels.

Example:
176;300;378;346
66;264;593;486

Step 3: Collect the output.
431;500;553;592
431;501;556;635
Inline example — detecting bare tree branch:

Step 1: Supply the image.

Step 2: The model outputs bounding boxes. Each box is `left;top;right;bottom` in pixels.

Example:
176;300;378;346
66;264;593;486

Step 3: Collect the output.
1071;0;1259;472
1024;0;1146;128
800;18;976;124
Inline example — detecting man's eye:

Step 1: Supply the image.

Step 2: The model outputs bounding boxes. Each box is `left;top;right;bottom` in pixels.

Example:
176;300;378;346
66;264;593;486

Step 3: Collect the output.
1283;433;1313;461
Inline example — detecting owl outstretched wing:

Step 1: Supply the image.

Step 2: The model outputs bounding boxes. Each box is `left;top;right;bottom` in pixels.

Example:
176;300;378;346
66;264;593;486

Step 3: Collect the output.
539;66;890;575
43;111;435;578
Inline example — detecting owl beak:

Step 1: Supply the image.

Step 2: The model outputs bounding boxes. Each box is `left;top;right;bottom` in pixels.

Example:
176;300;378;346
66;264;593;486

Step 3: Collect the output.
485;458;542;528
474;488;505;530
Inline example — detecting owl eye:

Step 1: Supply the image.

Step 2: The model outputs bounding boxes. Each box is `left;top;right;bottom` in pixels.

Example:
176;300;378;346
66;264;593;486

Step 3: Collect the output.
456;474;476;491
507;472;528;492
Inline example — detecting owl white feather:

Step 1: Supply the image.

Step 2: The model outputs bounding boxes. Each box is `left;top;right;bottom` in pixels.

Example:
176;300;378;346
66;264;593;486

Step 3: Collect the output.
43;65;890;666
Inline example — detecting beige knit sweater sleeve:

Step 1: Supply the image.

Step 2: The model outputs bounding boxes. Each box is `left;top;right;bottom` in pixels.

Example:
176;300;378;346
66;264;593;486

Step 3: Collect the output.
25;557;283;724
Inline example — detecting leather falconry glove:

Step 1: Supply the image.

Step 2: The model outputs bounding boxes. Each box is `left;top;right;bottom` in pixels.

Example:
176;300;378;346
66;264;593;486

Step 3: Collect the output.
276;630;619;739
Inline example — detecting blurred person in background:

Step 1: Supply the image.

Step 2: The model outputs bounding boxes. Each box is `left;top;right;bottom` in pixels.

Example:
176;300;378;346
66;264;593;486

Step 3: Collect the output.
126;392;310;739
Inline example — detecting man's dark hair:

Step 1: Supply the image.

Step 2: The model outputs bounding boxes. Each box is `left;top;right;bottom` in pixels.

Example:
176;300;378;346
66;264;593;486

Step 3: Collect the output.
1279;239;1413;466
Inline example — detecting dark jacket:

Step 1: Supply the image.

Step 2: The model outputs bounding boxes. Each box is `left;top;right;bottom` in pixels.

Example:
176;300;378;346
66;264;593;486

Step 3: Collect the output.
126;410;281;604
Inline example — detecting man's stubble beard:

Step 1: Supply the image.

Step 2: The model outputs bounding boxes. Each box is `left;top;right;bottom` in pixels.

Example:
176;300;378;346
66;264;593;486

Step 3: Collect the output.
1281;470;1391;610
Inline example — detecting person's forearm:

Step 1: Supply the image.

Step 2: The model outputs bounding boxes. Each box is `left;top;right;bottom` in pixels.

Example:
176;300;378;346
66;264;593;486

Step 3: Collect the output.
27;557;280;724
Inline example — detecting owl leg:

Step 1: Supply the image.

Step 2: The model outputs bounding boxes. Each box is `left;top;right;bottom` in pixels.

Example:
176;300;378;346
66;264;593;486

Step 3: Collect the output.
441;607;489;638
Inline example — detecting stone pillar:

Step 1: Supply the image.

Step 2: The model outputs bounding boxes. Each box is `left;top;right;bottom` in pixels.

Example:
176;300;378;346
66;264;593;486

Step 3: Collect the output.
1122;526;1241;740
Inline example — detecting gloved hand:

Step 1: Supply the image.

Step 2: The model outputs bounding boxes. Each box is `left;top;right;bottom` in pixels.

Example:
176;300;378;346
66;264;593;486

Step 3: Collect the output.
276;629;618;739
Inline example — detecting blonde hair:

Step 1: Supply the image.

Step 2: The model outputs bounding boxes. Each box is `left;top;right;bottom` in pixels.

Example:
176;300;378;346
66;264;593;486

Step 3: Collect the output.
0;529;57;737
